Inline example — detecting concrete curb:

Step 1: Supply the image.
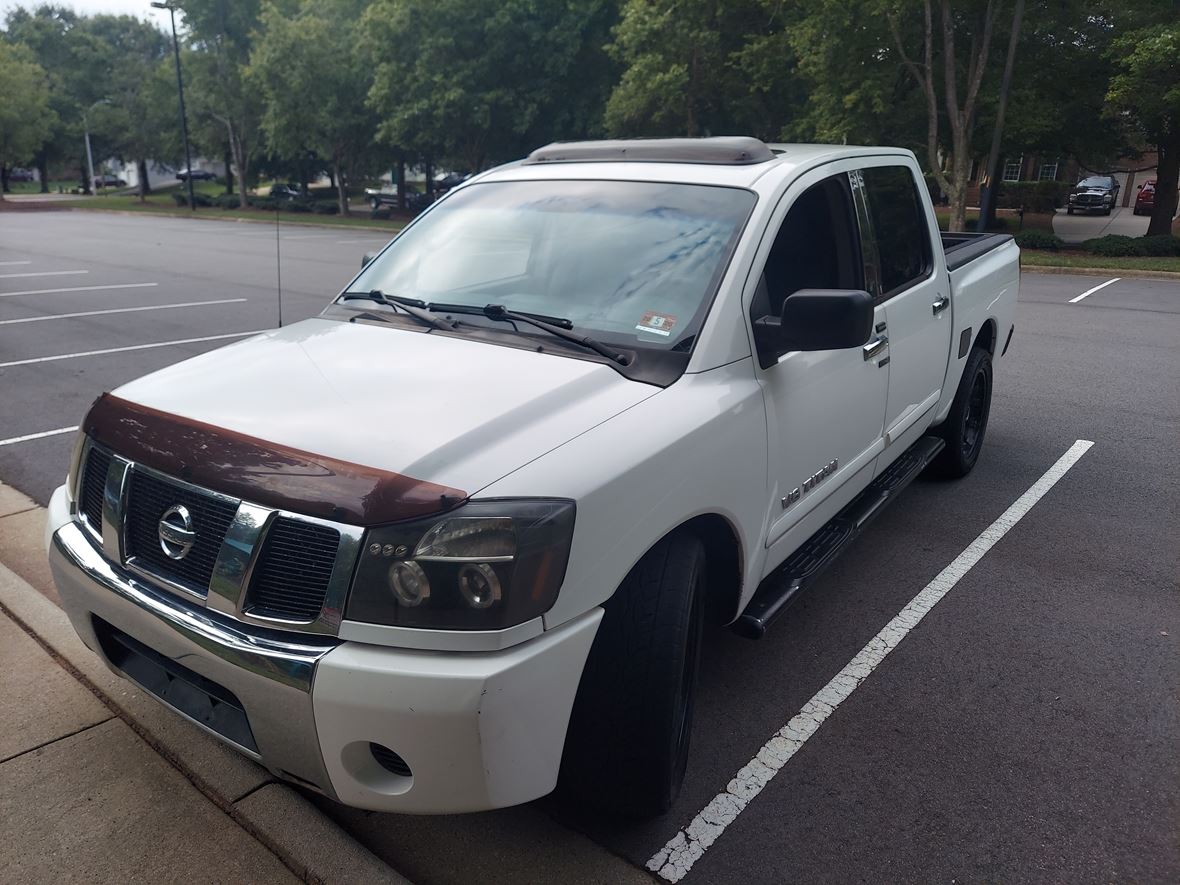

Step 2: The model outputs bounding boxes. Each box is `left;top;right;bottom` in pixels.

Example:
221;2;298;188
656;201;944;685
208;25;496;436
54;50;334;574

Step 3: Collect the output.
0;493;410;884
1020;263;1180;280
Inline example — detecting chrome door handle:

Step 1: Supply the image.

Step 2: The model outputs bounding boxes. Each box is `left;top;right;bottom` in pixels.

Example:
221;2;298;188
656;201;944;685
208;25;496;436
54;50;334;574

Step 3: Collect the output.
863;336;888;360
932;295;950;315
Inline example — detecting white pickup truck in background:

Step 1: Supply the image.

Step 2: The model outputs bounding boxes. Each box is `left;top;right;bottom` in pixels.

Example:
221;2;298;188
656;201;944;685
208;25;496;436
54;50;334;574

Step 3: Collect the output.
47;137;1017;819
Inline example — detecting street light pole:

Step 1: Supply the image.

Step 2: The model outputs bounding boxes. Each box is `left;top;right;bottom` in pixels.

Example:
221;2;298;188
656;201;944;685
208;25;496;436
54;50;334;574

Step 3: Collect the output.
153;1;195;211
83;98;111;195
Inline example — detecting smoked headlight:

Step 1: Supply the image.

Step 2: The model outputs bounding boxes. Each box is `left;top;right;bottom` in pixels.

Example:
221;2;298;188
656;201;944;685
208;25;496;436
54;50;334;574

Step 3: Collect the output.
346;499;575;630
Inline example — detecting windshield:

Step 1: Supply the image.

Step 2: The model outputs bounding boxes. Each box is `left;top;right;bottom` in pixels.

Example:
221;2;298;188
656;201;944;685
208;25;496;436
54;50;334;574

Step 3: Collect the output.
347;179;755;351
1077;177;1112;188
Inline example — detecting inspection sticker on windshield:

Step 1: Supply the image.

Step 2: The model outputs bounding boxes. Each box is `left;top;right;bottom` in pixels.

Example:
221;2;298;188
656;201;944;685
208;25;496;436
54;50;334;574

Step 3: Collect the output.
636;312;677;337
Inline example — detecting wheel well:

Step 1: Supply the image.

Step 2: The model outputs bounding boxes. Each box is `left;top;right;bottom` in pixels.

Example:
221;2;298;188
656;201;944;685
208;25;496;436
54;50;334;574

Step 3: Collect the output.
974;318;998;355
681;514;743;626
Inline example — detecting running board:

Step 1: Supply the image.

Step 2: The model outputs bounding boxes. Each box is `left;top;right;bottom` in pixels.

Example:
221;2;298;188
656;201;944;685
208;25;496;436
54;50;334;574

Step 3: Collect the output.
733;435;945;639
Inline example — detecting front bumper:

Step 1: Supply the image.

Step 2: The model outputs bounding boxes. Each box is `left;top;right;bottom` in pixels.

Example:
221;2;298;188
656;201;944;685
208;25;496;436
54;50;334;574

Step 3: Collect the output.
49;502;601;813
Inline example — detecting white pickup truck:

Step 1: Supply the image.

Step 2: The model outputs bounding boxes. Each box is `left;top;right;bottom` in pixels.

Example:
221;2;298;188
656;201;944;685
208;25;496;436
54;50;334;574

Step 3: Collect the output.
47;138;1017;818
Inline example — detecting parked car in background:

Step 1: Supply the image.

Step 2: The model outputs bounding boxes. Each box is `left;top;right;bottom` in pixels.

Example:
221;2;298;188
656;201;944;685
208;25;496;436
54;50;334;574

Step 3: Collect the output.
1067;175;1120;215
177;168;217;181
1133;180;1156;216
9;168;36;182
94;174;126;187
269;183;303;201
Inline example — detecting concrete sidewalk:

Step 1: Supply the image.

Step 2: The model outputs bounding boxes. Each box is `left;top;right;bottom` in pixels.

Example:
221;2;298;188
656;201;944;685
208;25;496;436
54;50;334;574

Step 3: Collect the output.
0;483;409;884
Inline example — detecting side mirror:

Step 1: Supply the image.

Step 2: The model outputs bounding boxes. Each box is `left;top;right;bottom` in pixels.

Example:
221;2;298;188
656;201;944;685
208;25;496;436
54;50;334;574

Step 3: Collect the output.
1138;184;1144;190
361;252;376;268
754;289;874;362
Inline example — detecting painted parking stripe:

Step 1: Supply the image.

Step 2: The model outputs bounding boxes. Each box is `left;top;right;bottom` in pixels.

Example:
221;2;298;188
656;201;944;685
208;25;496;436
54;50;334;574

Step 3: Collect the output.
0;298;247;326
0;426;78;448
0;330;266;369
1069;277;1120;303
0;270;89;279
647;439;1096;883
0;282;159;299
0;260;32;266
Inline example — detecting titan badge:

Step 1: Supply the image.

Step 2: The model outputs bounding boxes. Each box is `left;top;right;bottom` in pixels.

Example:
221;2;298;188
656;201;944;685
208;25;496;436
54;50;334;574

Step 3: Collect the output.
781;459;839;509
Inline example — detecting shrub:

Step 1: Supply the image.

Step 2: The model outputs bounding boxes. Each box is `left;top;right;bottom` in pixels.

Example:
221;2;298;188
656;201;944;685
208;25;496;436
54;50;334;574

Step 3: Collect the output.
285;199;313;213
251;196;277;211
213;193;241;209
1014;230;1064;251
170;191;212;207
1138;235;1180;257
311;202;339;215
1081;235;1144;257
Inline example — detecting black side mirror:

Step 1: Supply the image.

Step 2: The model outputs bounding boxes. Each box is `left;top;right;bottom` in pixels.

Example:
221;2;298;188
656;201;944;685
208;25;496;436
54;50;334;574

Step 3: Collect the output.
361;252;376;268
754;289;874;363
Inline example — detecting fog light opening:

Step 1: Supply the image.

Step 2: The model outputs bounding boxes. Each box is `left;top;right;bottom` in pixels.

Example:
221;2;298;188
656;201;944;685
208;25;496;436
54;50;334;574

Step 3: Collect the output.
369;742;413;778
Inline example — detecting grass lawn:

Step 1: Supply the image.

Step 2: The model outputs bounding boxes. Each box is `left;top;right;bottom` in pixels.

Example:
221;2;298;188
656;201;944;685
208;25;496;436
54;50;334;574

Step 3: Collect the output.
48;189;407;231
1020;250;1180;273
7;179;78;194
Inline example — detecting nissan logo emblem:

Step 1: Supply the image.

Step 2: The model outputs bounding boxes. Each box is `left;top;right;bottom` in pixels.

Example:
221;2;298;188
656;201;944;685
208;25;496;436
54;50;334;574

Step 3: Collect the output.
158;504;196;560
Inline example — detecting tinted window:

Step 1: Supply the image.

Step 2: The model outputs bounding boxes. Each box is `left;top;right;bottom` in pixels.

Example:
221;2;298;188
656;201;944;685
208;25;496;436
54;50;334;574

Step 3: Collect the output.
1078;176;1113;188
861;165;932;297
351;180;755;350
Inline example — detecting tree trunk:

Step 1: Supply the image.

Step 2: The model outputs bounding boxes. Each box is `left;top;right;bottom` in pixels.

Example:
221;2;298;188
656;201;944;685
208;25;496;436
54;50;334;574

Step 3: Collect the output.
978;0;1024;232
334;159;349;216
425;161;434;196
223;145;234;195
1148;135;1179;238
36;150;49;193
0;164;8;196
137;159;151;200
80;153;91;194
396;156;406;210
228;125;249;209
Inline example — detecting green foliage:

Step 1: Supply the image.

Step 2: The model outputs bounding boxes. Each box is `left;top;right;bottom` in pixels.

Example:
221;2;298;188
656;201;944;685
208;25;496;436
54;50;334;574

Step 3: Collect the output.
0;42;56;177
1080;234;1180;257
995;181;1069;212
363;0;617;170
1014;230;1064;251
171;190;213;206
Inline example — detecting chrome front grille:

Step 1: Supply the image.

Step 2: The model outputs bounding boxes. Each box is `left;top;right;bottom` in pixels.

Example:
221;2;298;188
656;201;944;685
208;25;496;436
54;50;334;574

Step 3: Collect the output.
125;470;238;596
77;440;362;634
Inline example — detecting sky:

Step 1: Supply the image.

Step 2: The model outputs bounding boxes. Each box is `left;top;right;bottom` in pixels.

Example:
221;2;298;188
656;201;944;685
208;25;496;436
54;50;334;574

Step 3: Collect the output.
3;0;167;23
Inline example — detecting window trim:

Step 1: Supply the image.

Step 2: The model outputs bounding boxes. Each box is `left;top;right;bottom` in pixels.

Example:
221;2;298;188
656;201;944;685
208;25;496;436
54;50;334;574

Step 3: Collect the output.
1038;160;1059;182
855;164;935;303
1002;155;1023;183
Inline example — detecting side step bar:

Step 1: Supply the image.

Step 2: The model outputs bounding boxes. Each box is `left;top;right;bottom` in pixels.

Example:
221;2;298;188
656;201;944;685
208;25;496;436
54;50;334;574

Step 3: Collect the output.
733;435;945;639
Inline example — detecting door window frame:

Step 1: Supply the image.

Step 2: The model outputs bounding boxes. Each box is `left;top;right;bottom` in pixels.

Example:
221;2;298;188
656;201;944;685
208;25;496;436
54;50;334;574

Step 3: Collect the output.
854;162;937;303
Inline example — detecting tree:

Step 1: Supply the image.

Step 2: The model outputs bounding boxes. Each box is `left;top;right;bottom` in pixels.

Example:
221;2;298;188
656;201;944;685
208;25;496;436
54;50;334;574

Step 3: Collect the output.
178;0;264;207
0;42;56;199
1107;24;1180;236
364;0;617;171
84;15;172;201
250;0;377;215
888;0;1003;232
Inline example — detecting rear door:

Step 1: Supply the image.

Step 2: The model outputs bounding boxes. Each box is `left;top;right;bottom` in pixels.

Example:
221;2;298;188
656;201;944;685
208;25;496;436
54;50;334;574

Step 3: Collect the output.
858;162;951;457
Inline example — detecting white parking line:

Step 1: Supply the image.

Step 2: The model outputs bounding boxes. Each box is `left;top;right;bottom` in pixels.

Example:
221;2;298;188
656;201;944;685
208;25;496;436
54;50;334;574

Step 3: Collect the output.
0;298;247;326
646;439;1096;883
0;282;159;299
0;270;89;279
0;426;78;448
0;330;266;368
1069;277;1120;303
0;260;32;266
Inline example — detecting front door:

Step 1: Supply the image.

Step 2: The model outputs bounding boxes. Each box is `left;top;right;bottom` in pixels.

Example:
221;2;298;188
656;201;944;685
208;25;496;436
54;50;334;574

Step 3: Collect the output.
751;170;890;551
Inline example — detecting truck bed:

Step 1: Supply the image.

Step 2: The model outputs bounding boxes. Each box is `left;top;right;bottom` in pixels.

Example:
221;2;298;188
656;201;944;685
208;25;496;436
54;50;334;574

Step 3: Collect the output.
941;231;1013;272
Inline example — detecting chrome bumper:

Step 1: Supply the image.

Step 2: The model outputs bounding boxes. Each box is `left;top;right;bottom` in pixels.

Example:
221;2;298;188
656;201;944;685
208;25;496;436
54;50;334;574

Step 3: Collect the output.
50;519;341;796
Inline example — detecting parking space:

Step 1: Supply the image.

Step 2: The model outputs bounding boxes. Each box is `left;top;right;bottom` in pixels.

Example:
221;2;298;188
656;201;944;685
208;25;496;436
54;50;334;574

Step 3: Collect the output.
1;213;1177;884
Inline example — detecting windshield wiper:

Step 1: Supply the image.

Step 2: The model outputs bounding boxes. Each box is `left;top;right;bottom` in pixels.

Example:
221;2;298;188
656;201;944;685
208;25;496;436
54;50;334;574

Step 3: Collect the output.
340;290;455;331
429;302;629;365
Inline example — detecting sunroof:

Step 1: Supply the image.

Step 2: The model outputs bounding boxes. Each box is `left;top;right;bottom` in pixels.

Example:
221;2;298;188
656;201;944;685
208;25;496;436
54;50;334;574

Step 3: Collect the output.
524;137;776;166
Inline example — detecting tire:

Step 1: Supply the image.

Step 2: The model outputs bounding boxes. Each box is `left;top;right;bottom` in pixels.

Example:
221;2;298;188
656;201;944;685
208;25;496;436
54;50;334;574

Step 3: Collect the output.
1066;207;1074;215
929;345;993;479
369;196;380;210
559;531;707;818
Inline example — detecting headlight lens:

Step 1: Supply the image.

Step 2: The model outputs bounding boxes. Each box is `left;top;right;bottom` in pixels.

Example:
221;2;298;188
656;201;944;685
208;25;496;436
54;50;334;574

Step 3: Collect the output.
346;499;575;630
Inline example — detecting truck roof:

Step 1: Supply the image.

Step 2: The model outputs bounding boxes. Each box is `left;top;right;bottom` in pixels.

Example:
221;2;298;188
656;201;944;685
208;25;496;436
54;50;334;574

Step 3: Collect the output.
478;138;915;189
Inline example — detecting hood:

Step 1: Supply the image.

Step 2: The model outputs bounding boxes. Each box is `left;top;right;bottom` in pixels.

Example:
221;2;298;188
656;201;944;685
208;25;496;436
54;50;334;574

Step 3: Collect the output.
106;318;658;514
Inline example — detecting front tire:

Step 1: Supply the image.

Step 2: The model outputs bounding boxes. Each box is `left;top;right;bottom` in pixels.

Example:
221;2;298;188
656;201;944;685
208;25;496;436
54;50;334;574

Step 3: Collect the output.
1067;207;1074;215
930;346;993;479
559;532;706;818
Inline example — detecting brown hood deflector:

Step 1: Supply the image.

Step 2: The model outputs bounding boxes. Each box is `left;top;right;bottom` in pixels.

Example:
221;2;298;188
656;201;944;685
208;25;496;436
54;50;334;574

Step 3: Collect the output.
83;394;468;526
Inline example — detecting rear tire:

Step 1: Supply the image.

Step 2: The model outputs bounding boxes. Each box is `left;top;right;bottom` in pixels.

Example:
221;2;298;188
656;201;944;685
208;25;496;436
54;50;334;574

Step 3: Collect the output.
1066;207;1074;215
929;346;993;479
559;532;706;818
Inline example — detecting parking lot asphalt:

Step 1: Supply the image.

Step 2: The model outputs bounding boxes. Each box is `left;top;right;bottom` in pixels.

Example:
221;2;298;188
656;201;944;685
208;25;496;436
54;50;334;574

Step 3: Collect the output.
2;210;1177;884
